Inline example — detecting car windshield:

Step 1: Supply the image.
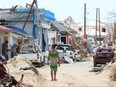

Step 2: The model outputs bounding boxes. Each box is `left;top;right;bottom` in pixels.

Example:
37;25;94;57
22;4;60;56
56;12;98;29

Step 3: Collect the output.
97;49;112;52
56;44;74;51
56;45;70;50
20;44;41;54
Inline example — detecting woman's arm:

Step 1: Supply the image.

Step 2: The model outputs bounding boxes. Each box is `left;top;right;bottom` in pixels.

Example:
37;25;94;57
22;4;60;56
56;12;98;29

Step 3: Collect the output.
48;52;50;61
57;52;60;67
47;52;50;65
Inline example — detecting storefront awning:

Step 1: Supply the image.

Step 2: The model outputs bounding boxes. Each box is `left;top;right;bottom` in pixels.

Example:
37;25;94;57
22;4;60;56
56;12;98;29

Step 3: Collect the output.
0;25;17;32
6;26;28;35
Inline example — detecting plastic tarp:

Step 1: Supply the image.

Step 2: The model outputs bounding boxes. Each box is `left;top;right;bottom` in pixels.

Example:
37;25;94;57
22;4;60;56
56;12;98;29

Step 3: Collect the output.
37;28;48;51
15;8;55;22
6;26;28;35
15;8;33;13
38;28;49;51
43;29;49;50
41;9;56;22
0;25;16;32
33;25;39;39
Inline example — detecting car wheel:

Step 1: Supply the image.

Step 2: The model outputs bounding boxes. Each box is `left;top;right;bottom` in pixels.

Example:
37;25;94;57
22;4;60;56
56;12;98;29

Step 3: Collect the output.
73;55;76;61
38;63;42;67
38;57;42;67
41;57;45;66
94;61;97;67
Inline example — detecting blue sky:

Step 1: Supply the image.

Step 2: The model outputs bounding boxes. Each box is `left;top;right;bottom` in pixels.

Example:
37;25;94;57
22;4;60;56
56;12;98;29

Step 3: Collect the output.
0;0;116;23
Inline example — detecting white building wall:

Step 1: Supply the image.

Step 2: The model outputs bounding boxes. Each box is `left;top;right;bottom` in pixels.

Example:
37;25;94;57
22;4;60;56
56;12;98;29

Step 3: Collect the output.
48;31;56;45
70;20;109;37
8;21;33;35
10;33;23;45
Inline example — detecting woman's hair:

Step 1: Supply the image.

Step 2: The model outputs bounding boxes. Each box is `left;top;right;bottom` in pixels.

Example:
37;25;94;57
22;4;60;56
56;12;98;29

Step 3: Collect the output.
5;41;8;44
52;44;57;49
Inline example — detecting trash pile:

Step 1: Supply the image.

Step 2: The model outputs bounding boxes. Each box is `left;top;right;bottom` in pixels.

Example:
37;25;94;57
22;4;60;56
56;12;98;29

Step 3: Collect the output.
5;55;45;87
109;63;116;81
100;60;116;81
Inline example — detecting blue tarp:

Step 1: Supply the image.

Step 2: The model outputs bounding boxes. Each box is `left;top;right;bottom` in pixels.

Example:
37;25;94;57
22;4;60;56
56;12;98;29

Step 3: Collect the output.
15;8;56;22
41;9;56;22
5;26;28;35
16;8;33;13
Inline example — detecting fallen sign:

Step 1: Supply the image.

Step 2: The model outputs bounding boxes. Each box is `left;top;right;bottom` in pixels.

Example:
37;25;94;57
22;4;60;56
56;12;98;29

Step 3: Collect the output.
64;56;74;64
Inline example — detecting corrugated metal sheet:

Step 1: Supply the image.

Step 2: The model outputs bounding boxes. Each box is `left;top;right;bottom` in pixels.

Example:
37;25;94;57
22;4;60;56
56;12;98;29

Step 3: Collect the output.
52;22;77;33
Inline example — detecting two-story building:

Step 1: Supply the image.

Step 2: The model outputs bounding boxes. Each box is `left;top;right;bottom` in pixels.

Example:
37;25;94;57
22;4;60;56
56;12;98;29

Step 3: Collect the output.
70;20;109;44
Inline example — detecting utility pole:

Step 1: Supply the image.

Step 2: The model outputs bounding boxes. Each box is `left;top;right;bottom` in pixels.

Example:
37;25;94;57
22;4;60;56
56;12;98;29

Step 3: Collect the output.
98;8;101;45
114;22;116;44
84;3;86;35
22;0;35;30
96;8;101;45
95;8;98;44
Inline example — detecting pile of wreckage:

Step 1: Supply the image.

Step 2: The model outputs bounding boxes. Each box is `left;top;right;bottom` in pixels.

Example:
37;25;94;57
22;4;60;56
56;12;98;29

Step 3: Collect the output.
0;55;45;87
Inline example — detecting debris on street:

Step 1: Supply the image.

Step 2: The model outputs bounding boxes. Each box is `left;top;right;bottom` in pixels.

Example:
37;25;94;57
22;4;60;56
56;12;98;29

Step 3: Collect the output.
5;55;45;87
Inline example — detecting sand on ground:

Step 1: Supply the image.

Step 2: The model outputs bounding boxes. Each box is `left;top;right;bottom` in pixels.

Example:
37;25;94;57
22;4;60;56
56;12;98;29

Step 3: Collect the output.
2;56;116;87
38;57;116;87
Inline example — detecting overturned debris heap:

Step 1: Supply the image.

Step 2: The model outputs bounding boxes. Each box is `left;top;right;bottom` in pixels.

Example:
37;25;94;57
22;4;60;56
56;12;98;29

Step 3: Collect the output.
3;55;45;87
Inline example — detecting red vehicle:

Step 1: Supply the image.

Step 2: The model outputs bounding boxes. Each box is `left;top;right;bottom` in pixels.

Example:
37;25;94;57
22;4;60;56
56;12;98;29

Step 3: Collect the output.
93;47;114;67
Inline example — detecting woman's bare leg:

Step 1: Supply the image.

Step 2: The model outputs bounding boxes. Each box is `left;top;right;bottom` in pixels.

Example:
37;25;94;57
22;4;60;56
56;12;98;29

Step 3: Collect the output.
51;71;54;81
54;71;57;81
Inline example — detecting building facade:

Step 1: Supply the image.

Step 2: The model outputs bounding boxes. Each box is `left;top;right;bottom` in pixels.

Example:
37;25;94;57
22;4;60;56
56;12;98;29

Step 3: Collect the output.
70;20;109;44
0;6;55;51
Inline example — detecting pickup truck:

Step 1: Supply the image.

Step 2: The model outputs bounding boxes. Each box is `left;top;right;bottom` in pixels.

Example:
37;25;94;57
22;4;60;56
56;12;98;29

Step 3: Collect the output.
18;44;47;67
55;44;81;61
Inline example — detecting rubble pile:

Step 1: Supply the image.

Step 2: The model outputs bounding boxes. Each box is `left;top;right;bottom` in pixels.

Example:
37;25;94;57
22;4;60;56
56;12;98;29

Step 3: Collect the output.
6;55;45;87
109;64;116;81
100;61;116;81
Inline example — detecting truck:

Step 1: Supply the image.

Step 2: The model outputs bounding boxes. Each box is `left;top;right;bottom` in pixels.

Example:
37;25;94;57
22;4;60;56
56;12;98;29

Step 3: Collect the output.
18;44;48;67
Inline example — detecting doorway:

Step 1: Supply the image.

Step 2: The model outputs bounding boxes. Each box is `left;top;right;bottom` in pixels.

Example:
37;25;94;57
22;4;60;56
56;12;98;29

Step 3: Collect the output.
61;36;66;44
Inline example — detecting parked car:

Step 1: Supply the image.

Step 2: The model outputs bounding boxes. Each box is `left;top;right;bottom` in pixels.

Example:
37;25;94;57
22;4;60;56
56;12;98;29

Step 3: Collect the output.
93;47;99;53
112;45;116;57
114;49;116;58
18;44;46;67
93;47;114;67
55;44;81;61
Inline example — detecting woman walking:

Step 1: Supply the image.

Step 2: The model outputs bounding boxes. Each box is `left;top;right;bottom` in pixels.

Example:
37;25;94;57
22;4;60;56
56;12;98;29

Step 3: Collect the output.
48;44;60;81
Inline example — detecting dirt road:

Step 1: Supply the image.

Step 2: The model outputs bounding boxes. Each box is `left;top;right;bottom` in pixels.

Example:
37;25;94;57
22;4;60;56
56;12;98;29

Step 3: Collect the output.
38;57;115;87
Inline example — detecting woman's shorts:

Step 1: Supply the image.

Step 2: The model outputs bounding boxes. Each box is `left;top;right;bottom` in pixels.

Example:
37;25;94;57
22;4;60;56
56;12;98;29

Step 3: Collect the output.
50;65;57;71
